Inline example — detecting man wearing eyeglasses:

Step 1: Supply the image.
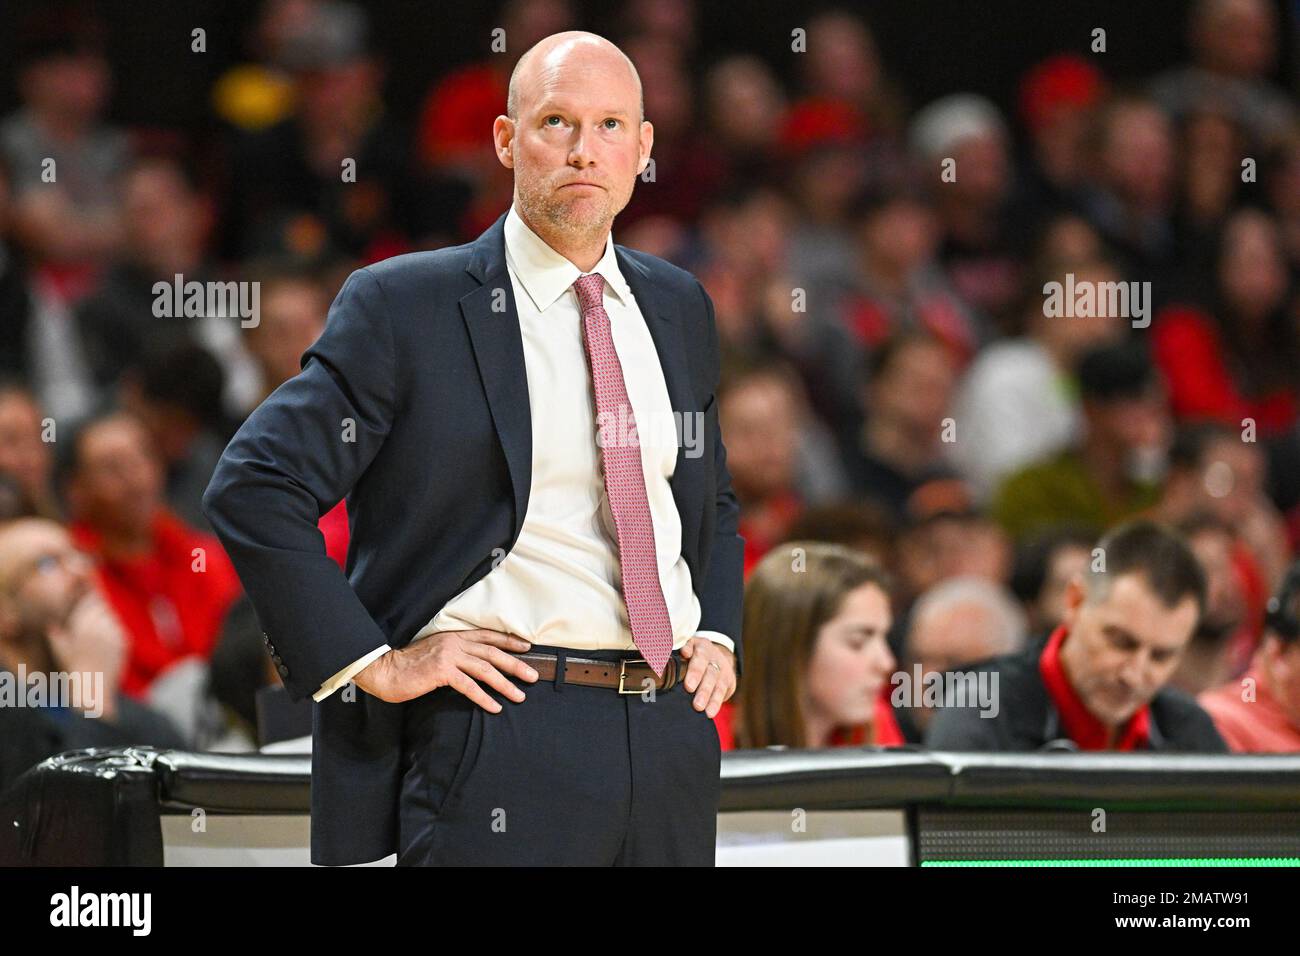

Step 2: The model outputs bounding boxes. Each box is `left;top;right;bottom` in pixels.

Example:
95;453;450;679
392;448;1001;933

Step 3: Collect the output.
0;518;184;792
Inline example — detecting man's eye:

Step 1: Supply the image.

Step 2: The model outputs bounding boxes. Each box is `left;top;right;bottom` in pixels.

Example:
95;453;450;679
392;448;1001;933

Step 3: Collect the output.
544;116;562;126
603;118;620;129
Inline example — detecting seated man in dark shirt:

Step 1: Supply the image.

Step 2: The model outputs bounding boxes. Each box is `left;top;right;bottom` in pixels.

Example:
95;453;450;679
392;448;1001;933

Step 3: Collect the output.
0;518;184;793
926;520;1227;752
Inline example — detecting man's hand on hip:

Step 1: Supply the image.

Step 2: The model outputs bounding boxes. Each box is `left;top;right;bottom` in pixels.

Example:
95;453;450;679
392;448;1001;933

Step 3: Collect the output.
354;629;539;710
678;636;737;718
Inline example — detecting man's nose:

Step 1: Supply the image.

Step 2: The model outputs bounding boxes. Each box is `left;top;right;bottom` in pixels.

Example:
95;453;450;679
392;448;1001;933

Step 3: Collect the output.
568;132;595;165
1117;652;1149;691
64;550;94;587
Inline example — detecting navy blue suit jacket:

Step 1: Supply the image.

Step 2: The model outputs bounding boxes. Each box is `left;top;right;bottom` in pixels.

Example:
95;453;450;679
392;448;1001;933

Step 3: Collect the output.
202;210;745;864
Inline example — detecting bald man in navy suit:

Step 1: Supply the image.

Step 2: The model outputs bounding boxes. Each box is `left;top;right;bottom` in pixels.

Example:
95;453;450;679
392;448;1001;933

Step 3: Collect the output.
203;31;744;866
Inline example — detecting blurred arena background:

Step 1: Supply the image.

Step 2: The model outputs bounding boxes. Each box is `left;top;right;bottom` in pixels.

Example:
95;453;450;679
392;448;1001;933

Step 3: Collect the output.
1;0;1300;867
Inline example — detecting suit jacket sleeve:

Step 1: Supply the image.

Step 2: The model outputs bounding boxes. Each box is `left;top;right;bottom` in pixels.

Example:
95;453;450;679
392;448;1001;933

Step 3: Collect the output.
202;267;397;702
693;278;746;678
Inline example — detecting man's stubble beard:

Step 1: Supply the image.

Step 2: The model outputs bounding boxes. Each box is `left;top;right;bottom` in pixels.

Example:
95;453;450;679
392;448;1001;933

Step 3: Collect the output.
516;170;626;247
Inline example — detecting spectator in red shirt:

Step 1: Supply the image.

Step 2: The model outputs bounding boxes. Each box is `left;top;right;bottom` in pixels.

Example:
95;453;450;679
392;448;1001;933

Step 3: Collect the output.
414;0;575;179
786;10;907;149
65;411;241;697
1172;513;1261;695
1157;421;1290;663
412;0;574;242
715;541;904;749
926;520;1227;751
1016;54;1107;219
718;360;808;578
1199;561;1300;752
836;191;982;364
1152;208;1299;437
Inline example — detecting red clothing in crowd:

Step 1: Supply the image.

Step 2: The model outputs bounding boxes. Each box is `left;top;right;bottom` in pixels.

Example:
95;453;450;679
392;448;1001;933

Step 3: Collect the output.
713;687;906;750
738;490;803;579
1199;664;1300;752
1225;540;1269;676
70;509;242;698
1151;306;1298;435
779;96;869;155
841;289;978;367
415;63;505;170
1017;54;1106;134
1038;623;1151;750
318;499;350;571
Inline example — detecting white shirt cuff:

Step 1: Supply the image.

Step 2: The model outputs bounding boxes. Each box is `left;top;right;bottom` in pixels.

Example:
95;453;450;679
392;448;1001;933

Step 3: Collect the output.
313;644;391;702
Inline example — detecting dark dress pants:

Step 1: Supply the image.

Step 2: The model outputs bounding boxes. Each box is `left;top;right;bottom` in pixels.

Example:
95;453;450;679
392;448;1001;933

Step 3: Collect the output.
396;644;722;866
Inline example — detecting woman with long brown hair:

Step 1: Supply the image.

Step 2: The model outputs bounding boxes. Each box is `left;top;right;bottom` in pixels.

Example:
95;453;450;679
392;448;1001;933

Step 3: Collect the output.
715;540;904;749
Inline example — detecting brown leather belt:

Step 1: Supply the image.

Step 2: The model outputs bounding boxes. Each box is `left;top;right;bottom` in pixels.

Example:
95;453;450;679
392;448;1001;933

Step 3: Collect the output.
514;651;687;693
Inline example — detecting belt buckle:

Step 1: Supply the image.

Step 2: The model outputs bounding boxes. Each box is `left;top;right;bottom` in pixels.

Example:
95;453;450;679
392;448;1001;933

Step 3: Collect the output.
618;658;648;694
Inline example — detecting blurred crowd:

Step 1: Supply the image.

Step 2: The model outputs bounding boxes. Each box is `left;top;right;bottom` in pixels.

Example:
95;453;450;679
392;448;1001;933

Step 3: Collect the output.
2;0;1300;790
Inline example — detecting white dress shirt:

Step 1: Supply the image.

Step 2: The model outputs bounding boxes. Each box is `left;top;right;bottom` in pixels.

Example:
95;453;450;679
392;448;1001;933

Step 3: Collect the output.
314;204;732;700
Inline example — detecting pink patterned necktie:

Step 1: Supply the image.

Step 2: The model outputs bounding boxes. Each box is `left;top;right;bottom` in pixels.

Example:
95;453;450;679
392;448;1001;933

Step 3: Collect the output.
573;272;674;677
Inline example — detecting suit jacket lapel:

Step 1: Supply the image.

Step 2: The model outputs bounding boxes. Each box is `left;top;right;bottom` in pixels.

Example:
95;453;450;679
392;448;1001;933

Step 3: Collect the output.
461;213;532;545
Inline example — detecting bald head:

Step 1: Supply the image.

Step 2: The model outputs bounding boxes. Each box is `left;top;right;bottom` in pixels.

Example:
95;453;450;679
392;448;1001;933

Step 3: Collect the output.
907;577;1028;670
494;30;653;267
507;31;643;124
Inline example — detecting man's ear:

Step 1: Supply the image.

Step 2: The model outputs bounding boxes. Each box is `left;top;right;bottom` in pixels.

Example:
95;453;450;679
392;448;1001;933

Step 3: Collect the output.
638;120;654;175
1061;574;1086;628
492;115;515;169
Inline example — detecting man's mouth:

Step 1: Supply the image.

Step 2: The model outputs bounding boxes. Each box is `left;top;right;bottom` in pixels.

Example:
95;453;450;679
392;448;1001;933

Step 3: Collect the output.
1100;684;1140;710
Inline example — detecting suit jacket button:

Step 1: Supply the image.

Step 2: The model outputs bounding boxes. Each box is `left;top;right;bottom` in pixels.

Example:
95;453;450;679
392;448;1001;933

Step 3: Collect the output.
277;664;289;678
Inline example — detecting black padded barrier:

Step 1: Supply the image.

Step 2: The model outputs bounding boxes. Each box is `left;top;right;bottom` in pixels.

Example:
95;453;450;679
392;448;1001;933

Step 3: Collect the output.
4;746;1300;865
